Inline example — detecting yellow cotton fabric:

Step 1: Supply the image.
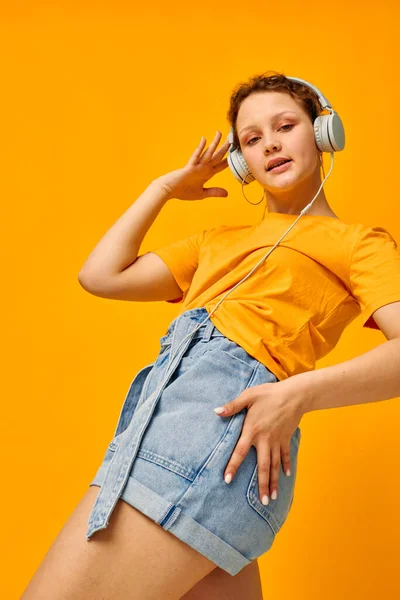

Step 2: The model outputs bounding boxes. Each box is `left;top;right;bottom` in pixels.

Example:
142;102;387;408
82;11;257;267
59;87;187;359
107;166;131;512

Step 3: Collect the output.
150;213;400;381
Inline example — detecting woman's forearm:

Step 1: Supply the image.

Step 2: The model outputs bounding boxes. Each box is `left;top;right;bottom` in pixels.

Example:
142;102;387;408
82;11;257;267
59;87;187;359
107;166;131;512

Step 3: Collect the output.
295;337;400;413
78;178;171;281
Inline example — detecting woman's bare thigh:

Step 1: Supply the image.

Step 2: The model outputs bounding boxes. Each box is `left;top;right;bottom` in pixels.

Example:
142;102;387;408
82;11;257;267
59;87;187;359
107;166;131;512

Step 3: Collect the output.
181;560;263;600
21;485;217;600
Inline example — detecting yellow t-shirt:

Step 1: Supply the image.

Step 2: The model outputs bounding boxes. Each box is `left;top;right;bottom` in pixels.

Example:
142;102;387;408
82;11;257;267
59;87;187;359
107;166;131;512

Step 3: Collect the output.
150;213;400;381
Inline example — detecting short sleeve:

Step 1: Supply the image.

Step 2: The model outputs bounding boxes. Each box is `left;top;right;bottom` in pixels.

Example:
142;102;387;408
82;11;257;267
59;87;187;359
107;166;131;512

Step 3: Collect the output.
150;229;210;304
349;226;400;329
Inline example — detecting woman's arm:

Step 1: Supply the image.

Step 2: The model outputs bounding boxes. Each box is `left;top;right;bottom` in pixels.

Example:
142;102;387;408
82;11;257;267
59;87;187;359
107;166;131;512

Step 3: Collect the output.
78;178;170;281
296;303;400;413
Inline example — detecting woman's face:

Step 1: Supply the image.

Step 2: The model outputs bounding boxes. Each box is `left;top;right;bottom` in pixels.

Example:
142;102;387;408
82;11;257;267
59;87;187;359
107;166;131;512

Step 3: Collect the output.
236;91;321;193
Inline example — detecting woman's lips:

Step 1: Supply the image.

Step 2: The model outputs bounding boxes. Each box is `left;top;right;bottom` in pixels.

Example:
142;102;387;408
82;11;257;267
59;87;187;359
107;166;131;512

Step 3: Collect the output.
267;160;293;173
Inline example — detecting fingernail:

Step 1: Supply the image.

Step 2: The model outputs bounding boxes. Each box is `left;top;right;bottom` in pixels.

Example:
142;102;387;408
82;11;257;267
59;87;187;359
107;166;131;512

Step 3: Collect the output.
214;406;226;414
286;469;291;476
271;490;277;500
224;473;232;484
262;495;269;505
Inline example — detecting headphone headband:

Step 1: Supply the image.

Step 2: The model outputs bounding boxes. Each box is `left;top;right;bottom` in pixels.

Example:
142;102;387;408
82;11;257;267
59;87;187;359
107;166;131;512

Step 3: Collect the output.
285;76;331;110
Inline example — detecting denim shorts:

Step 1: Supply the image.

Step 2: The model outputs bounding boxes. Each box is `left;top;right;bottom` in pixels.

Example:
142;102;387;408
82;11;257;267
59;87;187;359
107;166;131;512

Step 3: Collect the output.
86;307;301;576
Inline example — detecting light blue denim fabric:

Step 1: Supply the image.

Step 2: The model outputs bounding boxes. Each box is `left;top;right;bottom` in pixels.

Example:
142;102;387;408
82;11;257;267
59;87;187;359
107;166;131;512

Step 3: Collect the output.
87;307;301;576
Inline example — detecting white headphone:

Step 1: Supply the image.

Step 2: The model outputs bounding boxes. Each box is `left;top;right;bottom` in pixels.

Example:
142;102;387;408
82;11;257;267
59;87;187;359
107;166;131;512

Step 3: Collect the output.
152;77;346;391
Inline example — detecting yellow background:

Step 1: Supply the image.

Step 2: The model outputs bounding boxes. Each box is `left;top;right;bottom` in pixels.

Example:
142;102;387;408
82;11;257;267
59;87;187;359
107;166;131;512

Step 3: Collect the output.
2;1;399;597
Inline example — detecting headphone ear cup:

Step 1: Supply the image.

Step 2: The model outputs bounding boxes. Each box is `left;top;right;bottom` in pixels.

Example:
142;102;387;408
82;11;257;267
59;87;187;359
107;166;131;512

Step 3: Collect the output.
314;112;345;153
227;146;255;185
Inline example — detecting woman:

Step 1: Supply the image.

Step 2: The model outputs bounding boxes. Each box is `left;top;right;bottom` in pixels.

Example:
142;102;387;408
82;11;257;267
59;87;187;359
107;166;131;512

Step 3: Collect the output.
22;72;400;599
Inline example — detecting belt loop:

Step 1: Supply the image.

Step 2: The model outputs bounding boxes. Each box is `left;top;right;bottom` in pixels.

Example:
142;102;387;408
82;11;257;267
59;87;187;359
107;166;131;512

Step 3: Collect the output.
202;317;215;342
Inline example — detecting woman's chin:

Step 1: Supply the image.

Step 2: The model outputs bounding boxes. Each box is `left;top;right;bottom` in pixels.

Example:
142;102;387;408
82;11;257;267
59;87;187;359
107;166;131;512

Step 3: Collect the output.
264;171;298;190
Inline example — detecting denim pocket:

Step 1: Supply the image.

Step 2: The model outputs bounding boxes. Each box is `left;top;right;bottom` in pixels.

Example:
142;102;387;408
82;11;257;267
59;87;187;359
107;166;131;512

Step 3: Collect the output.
246;428;300;534
185;336;261;371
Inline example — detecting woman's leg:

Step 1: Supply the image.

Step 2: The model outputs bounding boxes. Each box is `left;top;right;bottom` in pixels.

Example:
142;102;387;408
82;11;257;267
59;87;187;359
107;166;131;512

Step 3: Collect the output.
180;560;263;600
21;485;217;600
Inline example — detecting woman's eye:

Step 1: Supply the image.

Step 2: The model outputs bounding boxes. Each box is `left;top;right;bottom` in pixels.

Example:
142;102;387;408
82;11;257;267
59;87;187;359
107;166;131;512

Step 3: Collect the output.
246;124;294;145
280;124;294;131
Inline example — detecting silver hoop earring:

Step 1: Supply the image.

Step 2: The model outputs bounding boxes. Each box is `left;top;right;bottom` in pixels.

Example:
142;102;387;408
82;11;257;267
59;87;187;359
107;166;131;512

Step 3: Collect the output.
240;180;268;220
240;179;265;206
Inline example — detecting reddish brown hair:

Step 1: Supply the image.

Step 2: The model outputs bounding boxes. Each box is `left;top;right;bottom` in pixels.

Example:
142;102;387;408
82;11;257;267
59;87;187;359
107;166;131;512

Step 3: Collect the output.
226;70;325;150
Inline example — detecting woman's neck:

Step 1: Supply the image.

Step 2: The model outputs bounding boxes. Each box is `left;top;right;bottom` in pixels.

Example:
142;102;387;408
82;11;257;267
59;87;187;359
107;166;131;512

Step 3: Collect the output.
264;169;333;217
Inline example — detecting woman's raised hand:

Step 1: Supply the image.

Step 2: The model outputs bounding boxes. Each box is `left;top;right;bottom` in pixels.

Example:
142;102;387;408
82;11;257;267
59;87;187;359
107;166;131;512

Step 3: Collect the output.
156;130;231;201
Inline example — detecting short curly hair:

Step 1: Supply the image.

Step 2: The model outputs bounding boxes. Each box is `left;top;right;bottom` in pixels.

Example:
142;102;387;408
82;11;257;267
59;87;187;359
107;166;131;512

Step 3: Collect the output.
226;70;325;150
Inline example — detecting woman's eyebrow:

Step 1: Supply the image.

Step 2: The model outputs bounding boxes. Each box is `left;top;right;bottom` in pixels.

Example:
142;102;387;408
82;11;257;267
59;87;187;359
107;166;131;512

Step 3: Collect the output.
239;110;297;136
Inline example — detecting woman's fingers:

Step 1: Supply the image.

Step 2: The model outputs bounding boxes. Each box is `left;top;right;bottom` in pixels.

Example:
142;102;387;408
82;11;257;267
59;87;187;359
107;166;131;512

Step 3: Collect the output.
211;139;231;165
257;442;289;505
199;130;223;163
256;439;271;505
223;434;252;485
188;131;230;168
187;137;207;166
268;444;282;502
212;156;229;174
281;440;292;477
223;432;293;505
199;130;231;164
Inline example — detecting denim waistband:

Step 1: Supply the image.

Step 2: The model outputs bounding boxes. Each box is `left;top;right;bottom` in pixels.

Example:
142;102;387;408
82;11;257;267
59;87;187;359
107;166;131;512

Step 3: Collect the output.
166;307;225;342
